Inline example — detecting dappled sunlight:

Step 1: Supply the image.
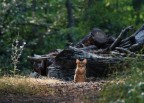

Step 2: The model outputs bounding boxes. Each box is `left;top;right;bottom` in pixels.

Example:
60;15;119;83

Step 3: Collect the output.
0;76;62;86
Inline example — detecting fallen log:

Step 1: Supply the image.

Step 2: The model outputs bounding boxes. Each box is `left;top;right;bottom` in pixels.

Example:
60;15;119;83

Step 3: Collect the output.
75;28;110;48
28;25;144;81
135;25;144;44
52;46;127;80
56;46;113;60
27;49;61;76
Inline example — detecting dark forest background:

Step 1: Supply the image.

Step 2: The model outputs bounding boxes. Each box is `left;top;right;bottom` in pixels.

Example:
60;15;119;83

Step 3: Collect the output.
0;0;144;74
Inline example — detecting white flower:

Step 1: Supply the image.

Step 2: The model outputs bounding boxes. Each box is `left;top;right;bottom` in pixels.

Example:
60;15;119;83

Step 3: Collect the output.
20;46;24;49
138;82;144;87
128;88;135;94
23;42;26;45
2;2;6;7
15;40;19;43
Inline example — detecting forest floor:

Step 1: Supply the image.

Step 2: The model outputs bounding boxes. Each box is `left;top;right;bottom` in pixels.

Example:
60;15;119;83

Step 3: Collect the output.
0;76;107;103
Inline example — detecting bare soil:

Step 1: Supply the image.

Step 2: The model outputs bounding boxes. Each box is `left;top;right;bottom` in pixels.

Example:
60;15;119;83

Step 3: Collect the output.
0;79;106;103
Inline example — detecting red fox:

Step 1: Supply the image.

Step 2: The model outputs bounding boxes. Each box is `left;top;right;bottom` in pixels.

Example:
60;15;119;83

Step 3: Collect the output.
74;59;87;83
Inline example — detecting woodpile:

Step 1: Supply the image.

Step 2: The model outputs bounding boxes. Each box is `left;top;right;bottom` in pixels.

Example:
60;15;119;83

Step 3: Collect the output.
28;25;144;80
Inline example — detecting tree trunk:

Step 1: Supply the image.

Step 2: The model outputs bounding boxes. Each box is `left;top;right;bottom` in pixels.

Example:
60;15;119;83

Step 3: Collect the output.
65;0;74;43
66;0;74;28
132;0;143;24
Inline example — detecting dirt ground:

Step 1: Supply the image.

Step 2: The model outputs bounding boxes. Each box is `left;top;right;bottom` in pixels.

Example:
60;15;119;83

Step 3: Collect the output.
0;79;106;103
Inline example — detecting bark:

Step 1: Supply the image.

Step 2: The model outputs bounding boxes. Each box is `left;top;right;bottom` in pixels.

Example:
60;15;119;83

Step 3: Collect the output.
76;28;109;48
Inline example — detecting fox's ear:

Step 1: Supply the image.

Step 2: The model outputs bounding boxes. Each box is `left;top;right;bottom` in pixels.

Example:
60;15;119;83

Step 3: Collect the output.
76;59;80;63
83;59;87;64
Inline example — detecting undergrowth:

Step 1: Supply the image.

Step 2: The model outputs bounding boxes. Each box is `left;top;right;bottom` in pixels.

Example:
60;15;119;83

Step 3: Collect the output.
99;57;144;103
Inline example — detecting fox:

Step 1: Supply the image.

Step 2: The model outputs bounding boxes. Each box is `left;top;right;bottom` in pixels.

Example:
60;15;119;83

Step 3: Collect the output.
74;59;87;83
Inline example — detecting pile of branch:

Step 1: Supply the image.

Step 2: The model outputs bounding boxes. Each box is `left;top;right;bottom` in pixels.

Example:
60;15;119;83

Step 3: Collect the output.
28;25;144;80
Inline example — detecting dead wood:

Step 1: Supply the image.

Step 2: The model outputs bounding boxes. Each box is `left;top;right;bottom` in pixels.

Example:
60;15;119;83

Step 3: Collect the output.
115;47;135;55
27;50;61;76
121;44;131;48
129;43;143;52
135;25;144;44
53;46;126;79
109;26;133;50
119;41;131;47
78;45;98;51
75;28;109;48
27;25;144;80
121;25;144;45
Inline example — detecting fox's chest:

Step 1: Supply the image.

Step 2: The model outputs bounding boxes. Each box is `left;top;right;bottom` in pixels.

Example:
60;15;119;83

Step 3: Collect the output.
75;67;86;74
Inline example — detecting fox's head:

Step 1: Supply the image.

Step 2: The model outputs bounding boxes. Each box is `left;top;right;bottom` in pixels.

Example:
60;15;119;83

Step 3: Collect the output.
76;59;87;67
